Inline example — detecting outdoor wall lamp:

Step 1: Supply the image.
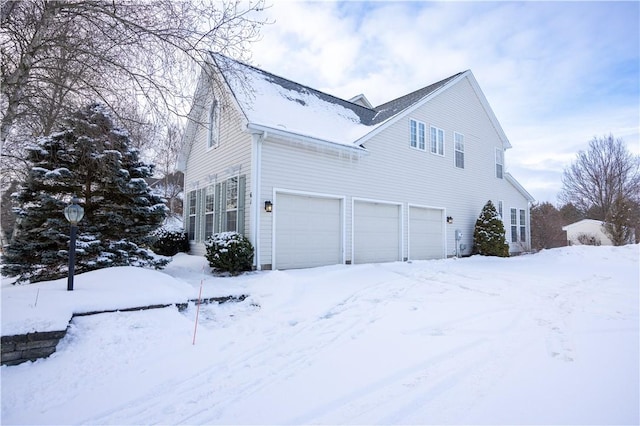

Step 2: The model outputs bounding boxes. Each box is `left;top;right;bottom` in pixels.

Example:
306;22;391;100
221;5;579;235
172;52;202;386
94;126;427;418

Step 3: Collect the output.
64;196;85;291
264;200;273;213
446;216;453;224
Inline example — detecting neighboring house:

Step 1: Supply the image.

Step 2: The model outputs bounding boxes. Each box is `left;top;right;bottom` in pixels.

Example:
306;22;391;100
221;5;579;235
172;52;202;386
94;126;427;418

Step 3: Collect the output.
178;54;534;270
562;219;634;246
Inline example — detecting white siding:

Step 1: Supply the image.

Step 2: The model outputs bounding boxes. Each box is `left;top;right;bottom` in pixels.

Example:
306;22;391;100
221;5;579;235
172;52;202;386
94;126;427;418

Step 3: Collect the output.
257;75;531;265
183;79;253;256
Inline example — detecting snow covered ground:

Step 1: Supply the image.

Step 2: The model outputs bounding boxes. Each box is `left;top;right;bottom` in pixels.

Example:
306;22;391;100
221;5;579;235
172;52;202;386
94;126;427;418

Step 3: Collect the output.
1;245;638;425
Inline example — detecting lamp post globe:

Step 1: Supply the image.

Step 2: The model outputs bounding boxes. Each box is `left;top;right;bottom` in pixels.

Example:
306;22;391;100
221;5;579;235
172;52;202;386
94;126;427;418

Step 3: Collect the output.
64;196;84;291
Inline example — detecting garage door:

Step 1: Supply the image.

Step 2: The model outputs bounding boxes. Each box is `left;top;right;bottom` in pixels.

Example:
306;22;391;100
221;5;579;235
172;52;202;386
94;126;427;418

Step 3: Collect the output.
409;206;444;260
274;193;342;269
353;201;401;264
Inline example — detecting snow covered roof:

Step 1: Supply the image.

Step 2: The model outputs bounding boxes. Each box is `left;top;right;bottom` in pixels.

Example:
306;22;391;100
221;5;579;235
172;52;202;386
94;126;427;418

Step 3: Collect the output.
212;54;465;148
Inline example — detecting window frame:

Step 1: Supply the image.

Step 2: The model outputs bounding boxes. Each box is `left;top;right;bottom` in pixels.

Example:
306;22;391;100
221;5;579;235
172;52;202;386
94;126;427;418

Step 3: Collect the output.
410;119;426;151
495;148;504;179
430;125;445;156
510;208;518;243
204;185;215;238
187;190;197;241
519;209;527;242
207;100;220;150
224;176;239;232
454;132;464;168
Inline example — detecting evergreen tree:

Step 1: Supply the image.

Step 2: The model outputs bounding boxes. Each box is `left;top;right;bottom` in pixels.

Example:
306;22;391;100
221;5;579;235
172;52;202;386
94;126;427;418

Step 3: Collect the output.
473;200;510;257
2;104;168;283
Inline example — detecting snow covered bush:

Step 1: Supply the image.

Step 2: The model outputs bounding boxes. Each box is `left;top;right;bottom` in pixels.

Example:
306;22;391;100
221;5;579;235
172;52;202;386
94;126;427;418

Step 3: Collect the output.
204;232;254;275
151;227;189;256
1;103;169;283
473;200;510;257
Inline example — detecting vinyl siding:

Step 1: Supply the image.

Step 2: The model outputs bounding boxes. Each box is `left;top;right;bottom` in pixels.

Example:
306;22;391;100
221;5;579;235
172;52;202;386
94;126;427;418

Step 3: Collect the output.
258;75;531;264
182;81;253;256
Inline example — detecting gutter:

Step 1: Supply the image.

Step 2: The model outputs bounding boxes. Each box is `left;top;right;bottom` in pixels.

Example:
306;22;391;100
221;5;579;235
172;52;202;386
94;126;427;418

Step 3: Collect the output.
246;123;368;155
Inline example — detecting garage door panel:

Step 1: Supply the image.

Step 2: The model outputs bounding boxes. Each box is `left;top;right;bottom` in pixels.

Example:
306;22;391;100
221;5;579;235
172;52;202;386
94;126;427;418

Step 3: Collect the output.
409;206;444;260
275;194;342;269
354;201;401;264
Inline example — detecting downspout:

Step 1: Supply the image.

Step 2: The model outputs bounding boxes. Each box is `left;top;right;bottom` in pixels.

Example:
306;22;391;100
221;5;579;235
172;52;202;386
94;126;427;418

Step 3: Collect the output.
250;132;264;270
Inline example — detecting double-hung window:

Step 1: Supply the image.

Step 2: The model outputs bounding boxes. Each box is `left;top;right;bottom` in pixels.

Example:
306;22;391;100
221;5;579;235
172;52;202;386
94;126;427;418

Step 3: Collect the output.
204;185;215;238
510;208;518;243
497;200;504;220
187;190;197;241
410;119;426;151
519;209;526;242
495;148;504;179
207;100;220;150
454;132;464;168
430;126;444;156
225;176;238;232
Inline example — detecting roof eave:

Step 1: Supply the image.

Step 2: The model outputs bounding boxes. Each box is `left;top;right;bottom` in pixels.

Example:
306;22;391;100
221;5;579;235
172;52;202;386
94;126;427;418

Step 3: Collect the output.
247;123;368;154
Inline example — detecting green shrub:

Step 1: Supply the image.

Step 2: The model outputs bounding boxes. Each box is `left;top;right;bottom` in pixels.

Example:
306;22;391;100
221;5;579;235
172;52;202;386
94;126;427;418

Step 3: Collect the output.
151;227;190;256
473;200;510;257
204;232;254;275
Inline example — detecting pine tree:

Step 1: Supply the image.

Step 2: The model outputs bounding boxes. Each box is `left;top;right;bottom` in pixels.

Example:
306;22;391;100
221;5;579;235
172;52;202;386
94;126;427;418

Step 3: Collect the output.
473;200;510;257
2;104;168;283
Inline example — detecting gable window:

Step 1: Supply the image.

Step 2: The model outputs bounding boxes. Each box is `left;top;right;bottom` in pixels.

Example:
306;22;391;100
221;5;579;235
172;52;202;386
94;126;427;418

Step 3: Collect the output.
510;208;517;243
410;119;426;151
519;209;527;242
495;148;504;179
430;126;444;156
207;100;220;150
187;190;197;241
454;132;464;168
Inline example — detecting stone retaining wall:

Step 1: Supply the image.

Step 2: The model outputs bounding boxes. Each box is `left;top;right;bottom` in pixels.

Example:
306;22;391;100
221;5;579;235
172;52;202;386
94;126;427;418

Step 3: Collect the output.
1;294;249;366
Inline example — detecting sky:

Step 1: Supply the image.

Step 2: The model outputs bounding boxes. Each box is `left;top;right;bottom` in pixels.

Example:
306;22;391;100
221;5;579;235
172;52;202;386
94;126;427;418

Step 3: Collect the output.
244;1;640;203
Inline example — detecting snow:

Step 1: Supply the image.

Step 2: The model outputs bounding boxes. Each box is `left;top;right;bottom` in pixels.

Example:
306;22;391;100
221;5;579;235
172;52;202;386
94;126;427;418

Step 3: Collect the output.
1;245;639;425
220;55;380;147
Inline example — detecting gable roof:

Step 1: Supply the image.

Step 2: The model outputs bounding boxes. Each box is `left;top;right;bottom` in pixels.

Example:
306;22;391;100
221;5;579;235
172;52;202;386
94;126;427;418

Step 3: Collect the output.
212;53;487;149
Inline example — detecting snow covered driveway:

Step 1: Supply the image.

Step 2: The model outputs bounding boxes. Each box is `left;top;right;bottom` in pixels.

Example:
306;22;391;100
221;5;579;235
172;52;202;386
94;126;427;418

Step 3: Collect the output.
2;245;638;424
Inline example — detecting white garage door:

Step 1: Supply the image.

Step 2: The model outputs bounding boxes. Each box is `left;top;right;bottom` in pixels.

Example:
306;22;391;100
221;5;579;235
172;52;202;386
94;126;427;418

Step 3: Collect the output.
409;206;444;260
274;193;342;269
353;201;401;264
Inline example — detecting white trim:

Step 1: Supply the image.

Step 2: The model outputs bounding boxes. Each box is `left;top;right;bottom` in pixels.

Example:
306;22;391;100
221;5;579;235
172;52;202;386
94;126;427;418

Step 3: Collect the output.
247;123;367;155
407;203;447;260
429;125;445;157
250;133;263;269
272;188;346;270
409;118;427;151
207;100;220;150
454;131;464;169
505;173;535;202
352;197;404;263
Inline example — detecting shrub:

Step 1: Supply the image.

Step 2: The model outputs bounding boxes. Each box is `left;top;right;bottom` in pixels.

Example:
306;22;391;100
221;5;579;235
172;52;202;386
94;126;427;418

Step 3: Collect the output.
473;200;510;257
151;227;190;256
204;232;254;275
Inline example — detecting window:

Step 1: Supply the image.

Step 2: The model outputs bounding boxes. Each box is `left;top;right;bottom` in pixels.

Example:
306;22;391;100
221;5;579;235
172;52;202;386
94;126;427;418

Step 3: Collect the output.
410;119;426;151
495;148;504;179
225;176;238;232
430;126;444;156
497;200;504;219
454;132;464;168
207;100;219;149
187;190;197;240
510;208;517;243
519;209;526;242
204;185;215;237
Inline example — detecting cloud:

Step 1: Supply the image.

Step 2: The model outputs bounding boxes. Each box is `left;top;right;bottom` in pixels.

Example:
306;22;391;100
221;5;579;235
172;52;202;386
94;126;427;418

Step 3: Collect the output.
248;1;639;202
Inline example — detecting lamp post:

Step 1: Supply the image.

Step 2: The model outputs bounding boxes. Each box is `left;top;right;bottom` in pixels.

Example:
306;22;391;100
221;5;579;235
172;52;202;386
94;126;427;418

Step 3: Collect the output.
64;196;84;291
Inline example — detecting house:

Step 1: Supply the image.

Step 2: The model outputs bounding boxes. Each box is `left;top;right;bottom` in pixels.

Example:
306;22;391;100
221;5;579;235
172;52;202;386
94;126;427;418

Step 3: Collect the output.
178;54;534;270
562;219;634;246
